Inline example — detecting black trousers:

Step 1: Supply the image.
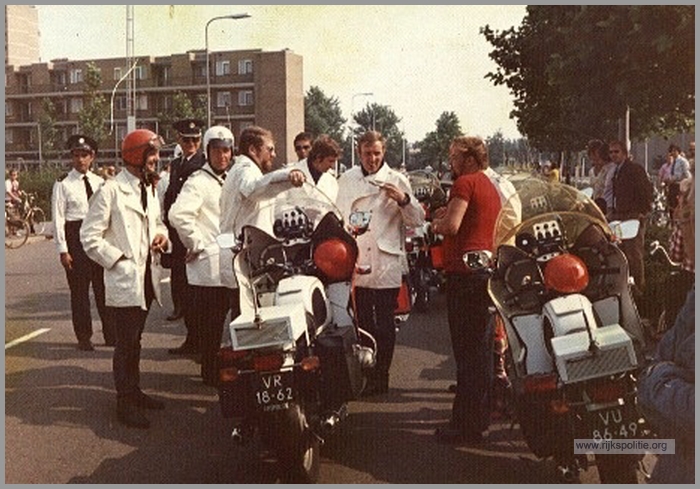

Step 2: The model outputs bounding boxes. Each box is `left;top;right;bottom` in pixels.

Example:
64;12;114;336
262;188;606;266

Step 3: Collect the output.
192;285;240;382
110;260;155;400
170;230;197;345
64;221;115;344
445;273;493;434
354;287;400;381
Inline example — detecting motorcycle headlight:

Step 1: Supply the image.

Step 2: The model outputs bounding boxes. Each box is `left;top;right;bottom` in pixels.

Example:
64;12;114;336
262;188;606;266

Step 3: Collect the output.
543;254;589;293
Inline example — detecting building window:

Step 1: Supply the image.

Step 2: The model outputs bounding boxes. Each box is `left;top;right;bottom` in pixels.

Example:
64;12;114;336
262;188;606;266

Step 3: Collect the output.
116;125;127;143
162;95;173;111
6;128;13;144
134;65;146;80
69;69;83;84
70;98;83;113
115;96;127;111
53;71;67;86
238;90;253;106
194;63;206;78
217;91;231;108
5;102;13;117
113;67;122;81
136;94;148;110
238;59;253;75
216;60;231;76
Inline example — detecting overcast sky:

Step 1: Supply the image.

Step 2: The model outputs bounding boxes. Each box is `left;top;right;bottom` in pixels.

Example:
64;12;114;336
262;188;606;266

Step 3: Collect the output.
37;5;527;142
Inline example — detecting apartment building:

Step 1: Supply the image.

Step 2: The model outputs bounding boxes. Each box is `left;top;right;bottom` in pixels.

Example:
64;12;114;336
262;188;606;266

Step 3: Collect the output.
5;48;304;167
5;5;41;68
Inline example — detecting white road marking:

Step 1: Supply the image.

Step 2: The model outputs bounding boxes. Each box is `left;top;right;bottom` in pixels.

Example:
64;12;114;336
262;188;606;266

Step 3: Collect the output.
5;328;51;350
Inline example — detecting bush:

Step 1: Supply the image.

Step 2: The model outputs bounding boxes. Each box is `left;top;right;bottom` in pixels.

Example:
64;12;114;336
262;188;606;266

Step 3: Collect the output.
9;166;68;220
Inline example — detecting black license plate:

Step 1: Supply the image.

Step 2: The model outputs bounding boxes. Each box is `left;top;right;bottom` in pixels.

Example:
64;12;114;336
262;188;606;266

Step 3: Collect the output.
255;371;293;412
584;403;645;441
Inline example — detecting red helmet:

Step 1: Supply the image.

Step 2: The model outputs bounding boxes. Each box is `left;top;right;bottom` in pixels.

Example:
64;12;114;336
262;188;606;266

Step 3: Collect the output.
543;253;590;294
313;238;357;281
121;129;163;167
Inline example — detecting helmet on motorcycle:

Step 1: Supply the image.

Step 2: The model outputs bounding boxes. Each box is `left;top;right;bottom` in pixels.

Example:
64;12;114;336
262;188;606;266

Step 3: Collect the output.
121;129;163;167
314;238;357;281
203;126;234;153
543;253;589;293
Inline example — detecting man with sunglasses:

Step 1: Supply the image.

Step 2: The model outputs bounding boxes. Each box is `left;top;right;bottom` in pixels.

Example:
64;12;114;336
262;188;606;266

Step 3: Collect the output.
52;134;116;350
163;119;206;354
293;131;313;162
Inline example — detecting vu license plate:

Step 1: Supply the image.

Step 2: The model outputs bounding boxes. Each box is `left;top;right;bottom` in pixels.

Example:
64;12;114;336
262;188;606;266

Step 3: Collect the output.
255;371;293;412
584;403;645;441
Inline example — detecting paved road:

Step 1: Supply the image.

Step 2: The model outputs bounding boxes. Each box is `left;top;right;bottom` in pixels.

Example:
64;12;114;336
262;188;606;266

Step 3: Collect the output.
5;238;652;483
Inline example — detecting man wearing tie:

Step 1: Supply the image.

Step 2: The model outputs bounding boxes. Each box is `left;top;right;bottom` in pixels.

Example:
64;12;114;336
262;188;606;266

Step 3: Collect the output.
52;135;116;350
81;129;169;429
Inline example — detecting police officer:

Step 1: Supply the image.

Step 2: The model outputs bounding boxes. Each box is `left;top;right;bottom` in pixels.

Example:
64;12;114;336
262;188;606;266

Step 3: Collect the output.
81;129;169;429
162;118;206;354
169;126;238;386
51;135;116;350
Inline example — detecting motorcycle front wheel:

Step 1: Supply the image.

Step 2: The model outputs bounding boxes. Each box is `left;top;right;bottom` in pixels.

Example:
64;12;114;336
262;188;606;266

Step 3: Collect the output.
275;403;320;483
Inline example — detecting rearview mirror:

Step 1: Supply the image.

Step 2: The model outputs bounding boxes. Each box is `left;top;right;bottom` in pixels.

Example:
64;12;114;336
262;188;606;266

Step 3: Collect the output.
348;211;372;236
609;220;640;240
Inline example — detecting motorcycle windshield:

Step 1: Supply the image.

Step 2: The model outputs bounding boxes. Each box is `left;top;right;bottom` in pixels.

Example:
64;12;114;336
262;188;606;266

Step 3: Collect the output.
407;169;447;212
493;179;609;250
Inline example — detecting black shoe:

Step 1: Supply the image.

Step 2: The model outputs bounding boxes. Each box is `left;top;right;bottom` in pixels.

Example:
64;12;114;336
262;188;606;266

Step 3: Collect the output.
117;402;150;429
77;341;95;351
166;311;183;321
447;383;457;393
435;425;484;445
132;391;165;410
168;342;198;355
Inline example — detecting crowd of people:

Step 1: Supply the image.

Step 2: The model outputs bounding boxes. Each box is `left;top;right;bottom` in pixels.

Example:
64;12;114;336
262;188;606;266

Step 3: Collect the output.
41;120;693;481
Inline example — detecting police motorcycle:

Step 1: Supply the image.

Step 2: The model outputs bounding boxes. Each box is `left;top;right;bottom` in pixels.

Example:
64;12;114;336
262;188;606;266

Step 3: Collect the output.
215;184;376;483
473;180;648;483
404;170;447;312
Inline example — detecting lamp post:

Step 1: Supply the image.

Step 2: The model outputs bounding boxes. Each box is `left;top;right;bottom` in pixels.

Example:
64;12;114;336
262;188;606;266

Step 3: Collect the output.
206;13;251;128
350;92;373;168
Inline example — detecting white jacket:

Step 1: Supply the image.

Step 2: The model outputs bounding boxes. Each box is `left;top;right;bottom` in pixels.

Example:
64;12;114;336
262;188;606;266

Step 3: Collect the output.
169;163;227;287
290;159;339;203
80;170;167;310
336;163;424;289
219;155;296;288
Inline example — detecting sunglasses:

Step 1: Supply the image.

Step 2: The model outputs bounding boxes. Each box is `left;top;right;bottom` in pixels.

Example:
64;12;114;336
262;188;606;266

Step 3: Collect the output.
295;144;311;151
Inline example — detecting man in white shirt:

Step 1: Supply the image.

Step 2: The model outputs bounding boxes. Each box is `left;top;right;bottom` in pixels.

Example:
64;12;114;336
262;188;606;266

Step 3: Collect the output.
169;126;235;386
52;135;115;350
81;129;169;429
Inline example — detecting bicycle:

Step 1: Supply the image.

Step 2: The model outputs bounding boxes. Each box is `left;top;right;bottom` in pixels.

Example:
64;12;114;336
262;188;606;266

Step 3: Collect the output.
18;191;47;236
5;203;30;249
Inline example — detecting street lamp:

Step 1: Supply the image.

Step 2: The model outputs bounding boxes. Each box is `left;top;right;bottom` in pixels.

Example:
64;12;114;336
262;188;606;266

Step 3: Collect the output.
206;13;251;128
350;92;373;167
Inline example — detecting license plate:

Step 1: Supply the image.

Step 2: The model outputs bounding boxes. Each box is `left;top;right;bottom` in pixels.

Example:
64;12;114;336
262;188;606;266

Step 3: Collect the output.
255;371;293;412
584;404;645;441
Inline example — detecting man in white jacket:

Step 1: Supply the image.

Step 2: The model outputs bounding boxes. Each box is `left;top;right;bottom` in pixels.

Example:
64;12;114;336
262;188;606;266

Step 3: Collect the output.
219;126;306;293
169;126;235;386
290;134;341;203
81;129;169;429
336;131;425;395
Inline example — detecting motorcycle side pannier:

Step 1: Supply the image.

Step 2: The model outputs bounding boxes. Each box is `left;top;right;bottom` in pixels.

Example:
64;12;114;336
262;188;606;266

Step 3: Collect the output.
315;326;363;406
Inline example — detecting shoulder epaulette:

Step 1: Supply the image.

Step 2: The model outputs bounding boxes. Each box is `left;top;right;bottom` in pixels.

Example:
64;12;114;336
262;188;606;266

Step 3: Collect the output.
56;172;69;182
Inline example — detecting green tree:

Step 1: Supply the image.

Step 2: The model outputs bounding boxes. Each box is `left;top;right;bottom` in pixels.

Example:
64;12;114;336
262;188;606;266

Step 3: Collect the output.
77;62;109;148
416;111;463;174
353;103;404;167
157;91;206;141
482;5;695;152
304;86;346;143
38;97;60;163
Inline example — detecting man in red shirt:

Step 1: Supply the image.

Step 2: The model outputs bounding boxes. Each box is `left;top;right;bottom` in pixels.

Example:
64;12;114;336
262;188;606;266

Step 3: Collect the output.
431;136;502;444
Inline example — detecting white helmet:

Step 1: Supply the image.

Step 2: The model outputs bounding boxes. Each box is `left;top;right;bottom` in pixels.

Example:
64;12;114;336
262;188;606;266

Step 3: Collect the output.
203;126;234;152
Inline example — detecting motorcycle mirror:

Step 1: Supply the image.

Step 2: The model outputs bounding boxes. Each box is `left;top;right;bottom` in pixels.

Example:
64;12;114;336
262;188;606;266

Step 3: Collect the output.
216;233;237;250
348;211;372;236
462;250;493;270
609;220;640;240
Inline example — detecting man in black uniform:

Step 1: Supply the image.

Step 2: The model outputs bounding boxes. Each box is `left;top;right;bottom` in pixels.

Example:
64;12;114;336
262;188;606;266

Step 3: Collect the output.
162;118;206;354
51;135;116;350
